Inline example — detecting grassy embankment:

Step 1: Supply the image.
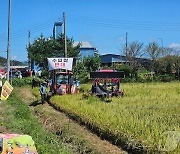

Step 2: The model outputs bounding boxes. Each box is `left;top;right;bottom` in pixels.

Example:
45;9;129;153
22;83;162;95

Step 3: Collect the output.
0;91;70;154
33;82;180;153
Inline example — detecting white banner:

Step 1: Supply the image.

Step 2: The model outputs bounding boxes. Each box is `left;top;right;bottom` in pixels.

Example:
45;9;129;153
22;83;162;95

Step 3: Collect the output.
47;58;73;71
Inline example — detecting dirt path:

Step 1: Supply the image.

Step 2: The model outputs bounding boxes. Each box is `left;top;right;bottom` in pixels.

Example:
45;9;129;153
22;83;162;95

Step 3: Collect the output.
17;87;127;154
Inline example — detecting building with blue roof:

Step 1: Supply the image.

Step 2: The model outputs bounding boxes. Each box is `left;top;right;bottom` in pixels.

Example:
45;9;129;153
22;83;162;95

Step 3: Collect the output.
74;42;96;58
100;54;127;65
100;54;151;67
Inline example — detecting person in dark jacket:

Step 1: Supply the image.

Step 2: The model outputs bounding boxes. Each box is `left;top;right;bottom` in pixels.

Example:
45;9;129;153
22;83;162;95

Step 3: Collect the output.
32;70;35;76
32;77;36;89
40;82;47;104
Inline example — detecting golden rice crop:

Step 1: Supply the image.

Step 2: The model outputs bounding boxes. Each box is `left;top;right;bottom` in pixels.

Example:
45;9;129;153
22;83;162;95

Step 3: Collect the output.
49;82;180;153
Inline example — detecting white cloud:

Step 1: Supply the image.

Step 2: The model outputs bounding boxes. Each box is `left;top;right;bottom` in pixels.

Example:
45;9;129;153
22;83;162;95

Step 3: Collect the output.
168;43;180;55
168;43;180;50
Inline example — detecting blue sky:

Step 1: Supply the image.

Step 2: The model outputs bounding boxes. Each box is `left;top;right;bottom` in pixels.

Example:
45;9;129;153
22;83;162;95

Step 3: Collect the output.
0;0;180;61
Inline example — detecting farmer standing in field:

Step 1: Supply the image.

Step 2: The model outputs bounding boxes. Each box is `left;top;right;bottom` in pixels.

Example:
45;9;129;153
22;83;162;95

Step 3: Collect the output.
40;81;47;104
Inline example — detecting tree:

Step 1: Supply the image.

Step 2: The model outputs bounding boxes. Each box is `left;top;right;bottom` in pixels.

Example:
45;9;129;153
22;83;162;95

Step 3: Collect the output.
145;42;162;61
27;34;80;70
155;55;180;79
73;61;89;83
145;42;162;72
161;47;174;57
121;41;144;72
124;41;144;60
73;56;101;83
83;56;101;72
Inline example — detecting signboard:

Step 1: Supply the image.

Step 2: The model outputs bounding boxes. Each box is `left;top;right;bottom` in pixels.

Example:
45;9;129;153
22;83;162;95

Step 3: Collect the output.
47;58;73;71
0;134;38;154
1;81;13;100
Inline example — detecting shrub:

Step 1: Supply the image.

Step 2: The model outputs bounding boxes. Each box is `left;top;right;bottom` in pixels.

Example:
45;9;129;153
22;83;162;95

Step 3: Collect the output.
159;74;175;82
11;77;43;87
41;70;49;78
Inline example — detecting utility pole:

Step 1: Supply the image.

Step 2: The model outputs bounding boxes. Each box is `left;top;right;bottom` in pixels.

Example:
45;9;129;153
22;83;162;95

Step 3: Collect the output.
28;31;31;70
63;12;67;57
125;32;128;62
7;0;11;82
158;38;163;48
158;38;164;56
28;31;31;47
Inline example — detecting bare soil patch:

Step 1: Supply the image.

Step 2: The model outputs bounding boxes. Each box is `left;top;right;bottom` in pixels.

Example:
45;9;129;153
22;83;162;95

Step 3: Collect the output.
17;87;126;154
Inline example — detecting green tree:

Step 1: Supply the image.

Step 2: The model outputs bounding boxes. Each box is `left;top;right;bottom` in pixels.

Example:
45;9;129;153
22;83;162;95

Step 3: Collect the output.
27;34;80;70
73;56;101;83
157;55;180;77
73;61;89;83
113;63;135;78
83;56;101;72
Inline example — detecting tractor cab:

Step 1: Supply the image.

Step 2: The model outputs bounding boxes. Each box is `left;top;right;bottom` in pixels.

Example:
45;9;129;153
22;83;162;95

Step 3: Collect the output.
48;57;79;95
51;70;79;95
90;69;124;97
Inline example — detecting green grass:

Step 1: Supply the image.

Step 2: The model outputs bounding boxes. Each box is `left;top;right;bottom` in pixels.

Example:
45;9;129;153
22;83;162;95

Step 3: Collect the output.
32;87;42;100
0;91;70;154
49;82;180;153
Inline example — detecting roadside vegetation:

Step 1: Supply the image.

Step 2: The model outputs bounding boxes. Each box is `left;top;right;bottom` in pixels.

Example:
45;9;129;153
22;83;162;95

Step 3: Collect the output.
32;82;180;153
0;91;70;154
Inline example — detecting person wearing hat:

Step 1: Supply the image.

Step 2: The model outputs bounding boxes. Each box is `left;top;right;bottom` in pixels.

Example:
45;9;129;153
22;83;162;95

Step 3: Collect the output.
40;81;47;104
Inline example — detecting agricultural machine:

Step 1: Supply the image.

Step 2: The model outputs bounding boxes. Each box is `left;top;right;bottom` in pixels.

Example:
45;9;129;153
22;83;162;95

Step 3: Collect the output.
48;57;79;95
0;134;37;154
90;69;124;97
50;70;79;95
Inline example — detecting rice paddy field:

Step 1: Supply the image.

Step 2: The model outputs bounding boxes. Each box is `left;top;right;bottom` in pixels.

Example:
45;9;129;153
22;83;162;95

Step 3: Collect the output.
34;82;180;153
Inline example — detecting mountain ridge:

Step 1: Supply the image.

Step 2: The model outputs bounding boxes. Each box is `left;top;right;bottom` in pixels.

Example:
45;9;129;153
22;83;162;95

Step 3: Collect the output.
0;56;26;67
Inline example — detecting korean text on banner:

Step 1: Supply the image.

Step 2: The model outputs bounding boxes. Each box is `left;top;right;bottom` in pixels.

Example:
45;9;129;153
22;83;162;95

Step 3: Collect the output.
47;58;73;71
1;81;13;100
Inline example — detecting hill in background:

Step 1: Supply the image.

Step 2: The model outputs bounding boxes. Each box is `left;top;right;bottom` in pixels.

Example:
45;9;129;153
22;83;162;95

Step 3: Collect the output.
0;56;26;67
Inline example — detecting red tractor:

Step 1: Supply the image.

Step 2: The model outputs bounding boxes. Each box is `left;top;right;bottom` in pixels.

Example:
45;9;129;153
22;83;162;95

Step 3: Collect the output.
48;57;79;95
50;70;80;95
90;69;124;97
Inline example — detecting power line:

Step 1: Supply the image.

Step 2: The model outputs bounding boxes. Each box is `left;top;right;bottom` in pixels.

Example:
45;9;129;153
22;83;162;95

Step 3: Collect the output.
0;49;25;52
94;34;124;44
0;23;54;42
0;23;53;39
0;17;62;42
67;18;180;31
67;13;180;26
66;14;180;31
0;17;61;37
